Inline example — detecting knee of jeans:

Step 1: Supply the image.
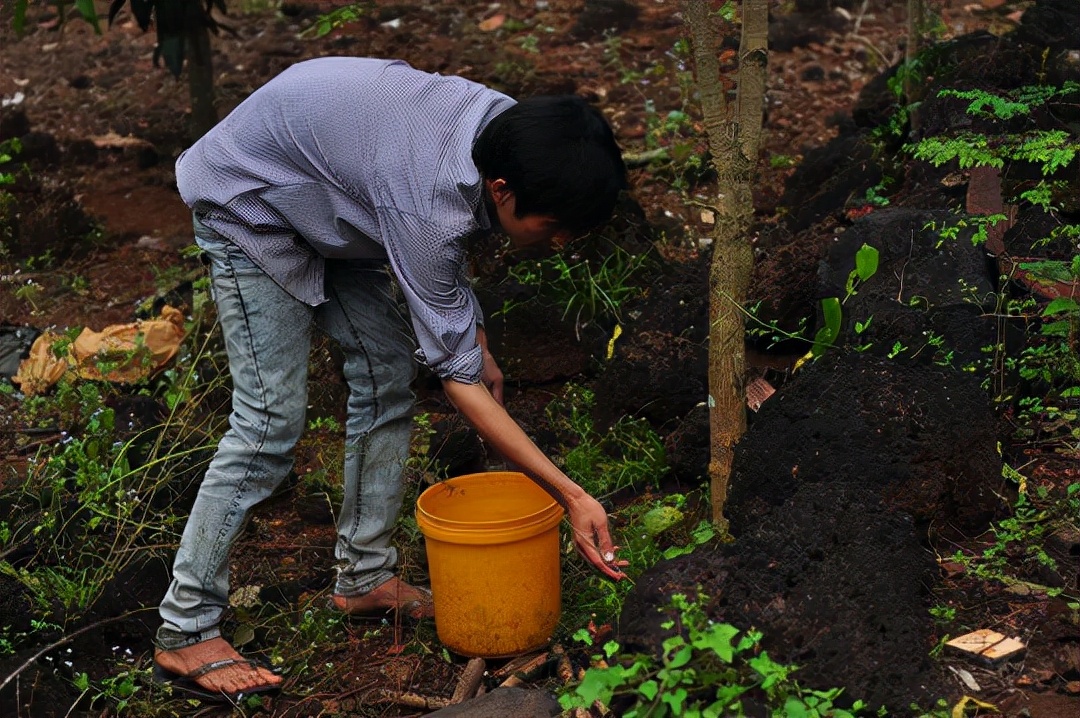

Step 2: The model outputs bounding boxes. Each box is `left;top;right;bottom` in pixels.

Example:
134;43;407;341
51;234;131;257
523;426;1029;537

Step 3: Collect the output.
229;407;306;452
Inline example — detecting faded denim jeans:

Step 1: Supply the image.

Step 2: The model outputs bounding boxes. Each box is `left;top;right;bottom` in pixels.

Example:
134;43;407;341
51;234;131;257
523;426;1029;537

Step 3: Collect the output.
156;217;417;650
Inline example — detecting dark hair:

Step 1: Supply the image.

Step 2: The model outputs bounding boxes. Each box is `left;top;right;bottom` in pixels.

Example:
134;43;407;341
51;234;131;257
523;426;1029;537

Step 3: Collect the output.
472;96;628;233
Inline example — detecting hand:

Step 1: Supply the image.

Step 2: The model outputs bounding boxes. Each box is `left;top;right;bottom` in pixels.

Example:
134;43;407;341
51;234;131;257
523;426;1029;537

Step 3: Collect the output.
475;326;504;404
566;494;628;580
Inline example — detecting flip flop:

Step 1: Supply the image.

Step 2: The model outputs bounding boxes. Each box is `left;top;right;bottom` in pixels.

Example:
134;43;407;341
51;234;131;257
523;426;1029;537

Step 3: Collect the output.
152;657;281;704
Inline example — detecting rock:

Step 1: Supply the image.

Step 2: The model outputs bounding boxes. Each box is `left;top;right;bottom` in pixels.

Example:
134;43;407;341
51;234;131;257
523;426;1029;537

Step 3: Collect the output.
425;687;561;717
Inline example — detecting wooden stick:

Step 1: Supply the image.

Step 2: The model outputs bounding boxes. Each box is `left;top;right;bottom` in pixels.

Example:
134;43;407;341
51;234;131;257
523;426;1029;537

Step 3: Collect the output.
373;689;450;711
498;651;549;688
552;644;574;684
490;651;543;679
450;657;486;704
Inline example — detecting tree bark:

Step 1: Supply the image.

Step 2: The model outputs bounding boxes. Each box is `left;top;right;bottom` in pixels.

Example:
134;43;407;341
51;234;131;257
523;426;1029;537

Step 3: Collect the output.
184;5;217;141
685;0;767;524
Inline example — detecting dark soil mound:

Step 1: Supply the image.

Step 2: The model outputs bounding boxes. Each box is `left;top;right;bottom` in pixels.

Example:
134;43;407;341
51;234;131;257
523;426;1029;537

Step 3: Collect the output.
619;351;1005;711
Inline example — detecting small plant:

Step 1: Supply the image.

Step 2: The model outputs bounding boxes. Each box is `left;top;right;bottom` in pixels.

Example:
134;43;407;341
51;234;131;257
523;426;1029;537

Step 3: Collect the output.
299;2;369;38
560;593;873;717
810;243;880;359
501;241;649;332
949;464;1080;598
546;384;668;500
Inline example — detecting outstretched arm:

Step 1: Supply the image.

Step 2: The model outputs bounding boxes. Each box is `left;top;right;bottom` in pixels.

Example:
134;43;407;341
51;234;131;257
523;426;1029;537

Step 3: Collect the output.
441;378;626;580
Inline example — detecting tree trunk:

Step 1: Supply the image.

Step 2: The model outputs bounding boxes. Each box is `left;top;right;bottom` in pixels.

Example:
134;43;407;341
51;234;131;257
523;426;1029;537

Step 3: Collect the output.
184;8;217;141
685;0;768;524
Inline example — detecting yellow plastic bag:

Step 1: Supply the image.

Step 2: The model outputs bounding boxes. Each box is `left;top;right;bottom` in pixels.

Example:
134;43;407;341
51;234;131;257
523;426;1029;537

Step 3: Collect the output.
12;306;186;395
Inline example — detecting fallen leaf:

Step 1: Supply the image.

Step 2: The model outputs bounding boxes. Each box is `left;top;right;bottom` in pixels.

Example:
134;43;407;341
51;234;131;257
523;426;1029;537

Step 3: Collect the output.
479;14;505;31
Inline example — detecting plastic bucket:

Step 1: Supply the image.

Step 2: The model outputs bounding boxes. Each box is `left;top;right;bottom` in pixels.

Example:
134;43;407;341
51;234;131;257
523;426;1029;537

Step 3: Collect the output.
415;471;564;657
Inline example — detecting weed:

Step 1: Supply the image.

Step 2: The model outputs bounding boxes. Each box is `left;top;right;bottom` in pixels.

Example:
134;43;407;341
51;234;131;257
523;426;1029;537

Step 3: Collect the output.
500;240;649;332
560;593;876;717
299;2;369;38
949;463;1079;599
545;384;668;500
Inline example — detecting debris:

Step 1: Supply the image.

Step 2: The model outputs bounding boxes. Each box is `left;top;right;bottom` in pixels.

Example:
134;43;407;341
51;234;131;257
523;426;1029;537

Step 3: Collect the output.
374;689;450;710
946;629;1026;664
497;651;549;688
746;376;776;411
479;13;505;31
450;657;486;704
12;306;186;395
948;665;982;692
553;643;573;684
89;131;155;150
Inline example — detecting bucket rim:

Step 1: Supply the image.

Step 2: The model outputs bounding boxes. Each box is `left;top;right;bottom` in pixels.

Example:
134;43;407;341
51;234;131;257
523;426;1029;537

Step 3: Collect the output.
415;471;565;538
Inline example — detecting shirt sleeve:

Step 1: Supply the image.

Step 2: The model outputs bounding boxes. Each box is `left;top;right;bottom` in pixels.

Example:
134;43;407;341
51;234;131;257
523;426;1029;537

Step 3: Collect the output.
375;205;484;384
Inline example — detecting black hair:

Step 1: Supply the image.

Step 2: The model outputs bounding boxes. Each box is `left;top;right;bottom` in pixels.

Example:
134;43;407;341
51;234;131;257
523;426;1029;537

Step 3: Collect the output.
472;96;628;233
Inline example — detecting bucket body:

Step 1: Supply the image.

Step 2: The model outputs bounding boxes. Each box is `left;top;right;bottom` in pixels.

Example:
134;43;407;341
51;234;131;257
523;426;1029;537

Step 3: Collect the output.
415;472;564;657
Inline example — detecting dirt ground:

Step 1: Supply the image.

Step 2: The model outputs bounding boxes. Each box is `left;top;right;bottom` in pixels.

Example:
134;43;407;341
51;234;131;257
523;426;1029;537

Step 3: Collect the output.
2;0;1078;716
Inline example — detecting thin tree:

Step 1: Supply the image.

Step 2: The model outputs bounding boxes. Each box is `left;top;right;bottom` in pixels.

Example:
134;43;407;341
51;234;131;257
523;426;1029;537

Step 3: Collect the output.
11;0;223;140
684;0;768;524
106;0;224;140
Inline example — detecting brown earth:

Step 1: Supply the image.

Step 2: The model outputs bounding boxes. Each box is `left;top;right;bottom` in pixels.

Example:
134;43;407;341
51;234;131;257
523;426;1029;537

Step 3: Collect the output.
2;1;1078;717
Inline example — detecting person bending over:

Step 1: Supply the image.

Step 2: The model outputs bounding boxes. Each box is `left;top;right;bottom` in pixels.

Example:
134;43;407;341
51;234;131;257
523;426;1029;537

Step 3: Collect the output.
153;56;629;702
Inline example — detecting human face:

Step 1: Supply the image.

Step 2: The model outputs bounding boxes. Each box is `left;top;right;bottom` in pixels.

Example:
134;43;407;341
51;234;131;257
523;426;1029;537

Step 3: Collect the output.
485;178;571;256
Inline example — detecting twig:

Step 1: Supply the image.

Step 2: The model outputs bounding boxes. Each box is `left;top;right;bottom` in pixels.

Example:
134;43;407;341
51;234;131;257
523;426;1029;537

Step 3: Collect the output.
621;148;669;167
373;689;450;710
450;657;486;704
490;651;543;679
852;0;870;35
553;643;574;684
498;651;550;688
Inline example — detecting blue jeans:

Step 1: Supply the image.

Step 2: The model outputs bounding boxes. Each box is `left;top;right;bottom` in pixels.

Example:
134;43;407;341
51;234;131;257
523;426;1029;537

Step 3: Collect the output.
156;218;417;650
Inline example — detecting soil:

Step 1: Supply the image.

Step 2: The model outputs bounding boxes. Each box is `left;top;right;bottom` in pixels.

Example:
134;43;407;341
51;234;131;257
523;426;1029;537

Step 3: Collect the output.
1;1;1079;717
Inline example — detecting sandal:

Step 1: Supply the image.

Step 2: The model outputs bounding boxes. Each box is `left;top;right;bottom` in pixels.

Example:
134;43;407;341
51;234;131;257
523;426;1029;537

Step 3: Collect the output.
152;657;281;704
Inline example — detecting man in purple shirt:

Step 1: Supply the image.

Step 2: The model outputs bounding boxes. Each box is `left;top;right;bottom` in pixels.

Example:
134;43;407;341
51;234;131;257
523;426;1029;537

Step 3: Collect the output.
152;57;629;701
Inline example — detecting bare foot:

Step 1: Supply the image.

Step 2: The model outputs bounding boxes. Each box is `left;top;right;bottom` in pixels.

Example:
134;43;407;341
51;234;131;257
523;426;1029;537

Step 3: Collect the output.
154;637;282;697
333;576;434;619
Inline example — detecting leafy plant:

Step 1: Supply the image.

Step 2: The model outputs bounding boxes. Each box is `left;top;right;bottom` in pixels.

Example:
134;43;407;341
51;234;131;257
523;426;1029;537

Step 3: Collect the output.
810;243;880;358
560;593;873;717
546;384;668;500
502;242;650;332
299;2;370;38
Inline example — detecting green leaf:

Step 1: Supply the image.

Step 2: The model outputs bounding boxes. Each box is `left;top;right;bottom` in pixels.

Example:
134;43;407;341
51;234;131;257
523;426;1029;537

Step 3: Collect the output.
667;644;693;668
75;0;102;33
854;243;880;281
811;297;843;357
1043;297;1079;316
782;697;810;718
661;687;688;712
638;679;659;700
698;623;740;662
574;666;624;705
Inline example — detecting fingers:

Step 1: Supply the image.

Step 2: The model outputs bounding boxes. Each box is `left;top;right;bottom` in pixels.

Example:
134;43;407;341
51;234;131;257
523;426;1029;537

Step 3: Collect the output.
573;531;627;580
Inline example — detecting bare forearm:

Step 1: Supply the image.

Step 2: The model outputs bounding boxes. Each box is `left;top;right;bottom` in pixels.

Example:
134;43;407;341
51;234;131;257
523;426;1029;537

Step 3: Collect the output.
441;379;585;507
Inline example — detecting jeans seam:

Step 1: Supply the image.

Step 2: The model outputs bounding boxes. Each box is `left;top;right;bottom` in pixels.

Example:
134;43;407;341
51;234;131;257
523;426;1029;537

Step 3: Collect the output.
198;246;274;629
328;284;380;555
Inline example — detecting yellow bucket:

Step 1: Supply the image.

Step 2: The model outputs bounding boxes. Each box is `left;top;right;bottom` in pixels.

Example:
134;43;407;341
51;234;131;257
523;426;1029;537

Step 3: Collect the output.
415;471;564;657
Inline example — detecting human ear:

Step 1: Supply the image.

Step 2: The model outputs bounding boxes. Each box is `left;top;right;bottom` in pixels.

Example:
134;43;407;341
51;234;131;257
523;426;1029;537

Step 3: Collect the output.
486;178;513;206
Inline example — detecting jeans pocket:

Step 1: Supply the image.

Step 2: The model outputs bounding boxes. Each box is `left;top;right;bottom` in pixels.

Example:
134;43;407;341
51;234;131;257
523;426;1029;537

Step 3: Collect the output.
194;217;262;278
